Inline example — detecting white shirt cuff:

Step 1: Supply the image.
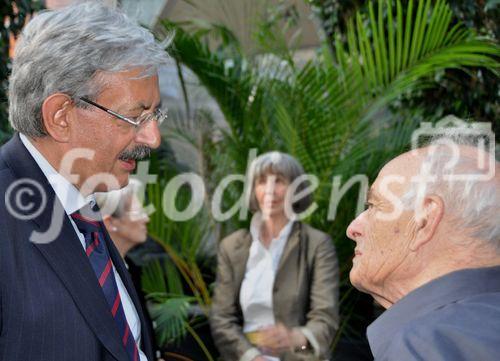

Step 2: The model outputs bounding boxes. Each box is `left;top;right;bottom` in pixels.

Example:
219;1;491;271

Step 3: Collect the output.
299;327;321;357
239;347;262;361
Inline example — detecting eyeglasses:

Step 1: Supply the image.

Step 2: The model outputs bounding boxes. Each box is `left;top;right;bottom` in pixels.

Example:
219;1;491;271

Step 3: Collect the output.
78;97;167;127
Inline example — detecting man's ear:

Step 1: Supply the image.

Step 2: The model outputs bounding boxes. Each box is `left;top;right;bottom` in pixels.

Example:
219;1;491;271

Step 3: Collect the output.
410;194;444;251
41;93;74;142
102;214;117;232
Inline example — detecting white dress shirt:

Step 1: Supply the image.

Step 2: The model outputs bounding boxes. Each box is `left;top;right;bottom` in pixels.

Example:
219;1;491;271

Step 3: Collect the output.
20;134;147;361
239;212;295;361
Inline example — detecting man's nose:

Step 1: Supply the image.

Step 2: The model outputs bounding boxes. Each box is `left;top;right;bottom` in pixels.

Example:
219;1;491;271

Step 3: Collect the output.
346;216;363;241
135;120;161;149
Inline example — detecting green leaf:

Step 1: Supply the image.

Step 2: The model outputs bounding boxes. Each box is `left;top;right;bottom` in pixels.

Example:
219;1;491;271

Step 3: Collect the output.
149;296;192;345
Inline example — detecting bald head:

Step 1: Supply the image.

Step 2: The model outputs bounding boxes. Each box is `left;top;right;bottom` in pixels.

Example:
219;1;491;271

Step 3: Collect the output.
380;142;498;197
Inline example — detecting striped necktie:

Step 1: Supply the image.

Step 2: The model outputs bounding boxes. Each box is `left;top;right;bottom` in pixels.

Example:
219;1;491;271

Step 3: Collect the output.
71;205;140;361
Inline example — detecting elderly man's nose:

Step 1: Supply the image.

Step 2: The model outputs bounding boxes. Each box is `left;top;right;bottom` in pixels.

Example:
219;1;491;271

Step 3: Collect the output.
347;218;363;240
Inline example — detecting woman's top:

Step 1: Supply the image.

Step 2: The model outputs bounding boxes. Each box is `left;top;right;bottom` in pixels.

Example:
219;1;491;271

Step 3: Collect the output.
239;213;295;361
210;221;339;361
240;212;296;333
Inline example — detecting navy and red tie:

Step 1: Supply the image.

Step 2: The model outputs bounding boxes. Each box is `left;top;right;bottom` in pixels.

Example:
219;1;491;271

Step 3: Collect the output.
71;206;140;361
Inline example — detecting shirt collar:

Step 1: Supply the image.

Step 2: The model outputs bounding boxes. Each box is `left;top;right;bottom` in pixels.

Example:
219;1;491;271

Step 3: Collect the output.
249;212;296;246
19;133;95;215
367;265;500;357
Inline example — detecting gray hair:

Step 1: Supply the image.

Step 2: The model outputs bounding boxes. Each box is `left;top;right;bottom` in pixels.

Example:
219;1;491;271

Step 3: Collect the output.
403;125;499;247
9;1;170;138
247;151;313;213
95;179;142;218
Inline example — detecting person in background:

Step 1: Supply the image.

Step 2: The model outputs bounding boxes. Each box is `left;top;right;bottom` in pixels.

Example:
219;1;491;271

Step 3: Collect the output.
210;151;339;361
96;180;166;361
346;128;500;360
96;180;150;261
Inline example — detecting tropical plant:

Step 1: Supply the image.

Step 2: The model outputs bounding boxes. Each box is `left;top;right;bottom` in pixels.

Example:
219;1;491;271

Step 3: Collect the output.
145;0;498;358
308;0;500;131
140;146;217;360
398;0;500;132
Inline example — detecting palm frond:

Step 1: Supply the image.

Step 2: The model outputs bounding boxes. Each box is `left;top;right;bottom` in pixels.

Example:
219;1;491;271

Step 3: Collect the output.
149;296;193;345
274;0;499;176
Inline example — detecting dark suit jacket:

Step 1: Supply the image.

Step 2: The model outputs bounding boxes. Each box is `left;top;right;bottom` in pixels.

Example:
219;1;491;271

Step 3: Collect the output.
210;222;339;361
0;134;154;361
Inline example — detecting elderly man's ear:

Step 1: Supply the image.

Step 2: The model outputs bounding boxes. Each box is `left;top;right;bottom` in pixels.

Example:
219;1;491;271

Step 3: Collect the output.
102;214;119;233
410;195;444;251
41;93;75;142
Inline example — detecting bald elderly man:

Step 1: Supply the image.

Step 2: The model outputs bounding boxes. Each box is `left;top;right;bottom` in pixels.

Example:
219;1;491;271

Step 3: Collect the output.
347;131;500;360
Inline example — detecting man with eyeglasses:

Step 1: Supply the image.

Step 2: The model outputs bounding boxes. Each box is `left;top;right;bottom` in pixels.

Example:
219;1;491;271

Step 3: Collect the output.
0;2;168;361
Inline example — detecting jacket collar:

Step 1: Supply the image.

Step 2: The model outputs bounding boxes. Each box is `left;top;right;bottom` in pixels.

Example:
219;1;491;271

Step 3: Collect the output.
232;221;302;288
367;265;500;357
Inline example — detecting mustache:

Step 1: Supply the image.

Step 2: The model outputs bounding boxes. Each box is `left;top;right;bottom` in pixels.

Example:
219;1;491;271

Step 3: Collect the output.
118;145;151;161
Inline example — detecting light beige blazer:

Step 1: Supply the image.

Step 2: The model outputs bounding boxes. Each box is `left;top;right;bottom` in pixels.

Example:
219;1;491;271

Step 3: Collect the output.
210;222;339;361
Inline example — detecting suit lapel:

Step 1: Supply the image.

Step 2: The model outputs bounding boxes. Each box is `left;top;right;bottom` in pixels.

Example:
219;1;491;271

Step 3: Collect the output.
275;222;301;282
232;231;252;289
2;134;129;361
33;216;129;361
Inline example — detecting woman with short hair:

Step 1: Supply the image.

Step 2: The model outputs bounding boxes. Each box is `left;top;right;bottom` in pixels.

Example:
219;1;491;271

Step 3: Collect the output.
211;151;339;361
